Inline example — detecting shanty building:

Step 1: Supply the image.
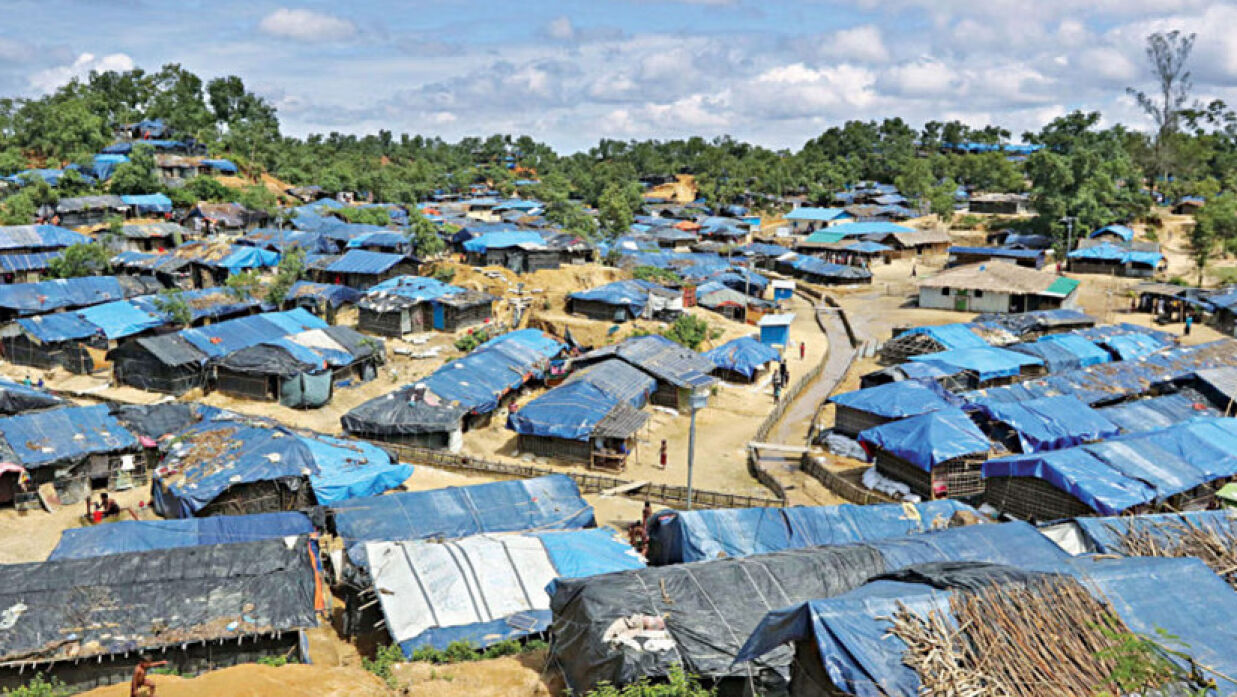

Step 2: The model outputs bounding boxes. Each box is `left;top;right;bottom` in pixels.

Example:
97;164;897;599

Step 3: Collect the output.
47;511;315;560
782;207;852;234
644;499;978;565
0;404;142;504
0;274;162;323
548;523;1069;696
181;202;269;235
0;537;325;693
948;245;1049;269
356;276;495;336
113;221;184;252
917;261;1080;313
703;336;781;383
171;241;280;289
53;195;129;227
283;281;361;323
109;308;329;395
983;417;1237;520
463;230;579;272
110;250;193;288
1088;223;1137;245
567;279;684;322
367;530;643;655
573;334;716;412
828;380;958;436
0;225;89;281
213;325;383;407
732;556;1237;697
775;255;873;285
152;419;412;518
864;227;952;258
315;249;421;289
1067;240;1164;277
968;192;1031;215
508;359;655;469
858;407;991;500
341;329;566;448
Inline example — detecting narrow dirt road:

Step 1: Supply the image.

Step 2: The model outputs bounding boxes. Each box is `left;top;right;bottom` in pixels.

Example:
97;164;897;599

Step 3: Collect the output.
767;302;857;445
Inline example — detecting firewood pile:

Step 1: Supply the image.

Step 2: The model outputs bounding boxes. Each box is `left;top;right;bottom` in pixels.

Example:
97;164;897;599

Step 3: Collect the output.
885;577;1163;697
1107;516;1237;589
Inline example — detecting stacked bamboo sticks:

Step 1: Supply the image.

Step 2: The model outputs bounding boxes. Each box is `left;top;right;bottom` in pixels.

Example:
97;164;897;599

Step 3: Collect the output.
1108;516;1237;589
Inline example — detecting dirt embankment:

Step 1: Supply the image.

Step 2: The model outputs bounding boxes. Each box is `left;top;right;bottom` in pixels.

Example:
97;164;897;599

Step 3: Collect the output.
75;663;392;697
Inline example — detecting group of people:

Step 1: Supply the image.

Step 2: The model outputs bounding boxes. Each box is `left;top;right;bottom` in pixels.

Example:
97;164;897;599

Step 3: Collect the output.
771;358;791;402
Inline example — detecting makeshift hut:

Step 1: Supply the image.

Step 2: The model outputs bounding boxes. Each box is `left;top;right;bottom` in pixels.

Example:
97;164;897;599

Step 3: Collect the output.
0;537;324;693
573;334;716;412
0;404;141;504
567;279;684;322
1068;241;1164;277
970;394;1121;454
908;345;1045;388
1005;333;1110;372
829;380;958;436
548;522;1069;695
918;261;1079;313
0;275;160;322
508;359;655;469
948;245;1048;269
704;336;780;382
1088;223;1136;244
644;500;979;565
367;529;643;655
283;280;361;322
54;195;128;226
983;417;1237;520
858;408;991;500
114;221;184;252
316;249;421;289
356;276;494;335
213;325;383;407
775;255;872;285
110;250;192;287
152;420;412;518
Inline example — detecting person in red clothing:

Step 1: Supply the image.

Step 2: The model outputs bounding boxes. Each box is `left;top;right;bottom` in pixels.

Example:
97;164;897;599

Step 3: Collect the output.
658;440;667;470
799;341;805;360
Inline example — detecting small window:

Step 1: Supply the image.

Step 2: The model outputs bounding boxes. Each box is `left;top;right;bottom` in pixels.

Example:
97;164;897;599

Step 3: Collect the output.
974;290;984;298
941;288;950;296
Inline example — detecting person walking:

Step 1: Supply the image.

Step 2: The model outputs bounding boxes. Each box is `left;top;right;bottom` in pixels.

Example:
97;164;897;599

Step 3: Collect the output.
658;440;668;470
1185;314;1193;337
799;341;805;360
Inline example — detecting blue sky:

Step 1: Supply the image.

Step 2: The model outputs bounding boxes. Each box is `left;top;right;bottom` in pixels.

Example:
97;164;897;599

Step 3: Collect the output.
5;1;1237;151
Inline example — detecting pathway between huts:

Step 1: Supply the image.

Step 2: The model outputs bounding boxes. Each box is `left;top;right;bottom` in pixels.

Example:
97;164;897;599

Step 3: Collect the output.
757;298;857;505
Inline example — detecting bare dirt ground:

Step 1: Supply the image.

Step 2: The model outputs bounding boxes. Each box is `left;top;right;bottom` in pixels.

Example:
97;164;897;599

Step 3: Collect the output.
76;663;392;697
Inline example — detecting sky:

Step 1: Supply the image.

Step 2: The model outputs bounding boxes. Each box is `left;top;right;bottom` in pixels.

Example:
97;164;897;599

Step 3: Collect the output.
5;0;1237;152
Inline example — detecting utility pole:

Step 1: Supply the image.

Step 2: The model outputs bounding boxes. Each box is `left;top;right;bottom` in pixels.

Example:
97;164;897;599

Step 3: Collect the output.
685;387;709;510
1061;216;1075;272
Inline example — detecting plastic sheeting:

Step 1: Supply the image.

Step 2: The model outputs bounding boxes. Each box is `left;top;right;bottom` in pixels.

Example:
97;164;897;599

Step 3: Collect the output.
324;249;405;274
462;230;545;252
119;193;172;214
48;511;314;560
154;421;411;518
0;537;321;664
331;474;595;567
897;323;990;351
180;308;327;359
0;224;87;251
1098;393;1217;433
0;404;138;470
975;395;1121;452
858;408;990;470
1009;333;1110;372
910;346;1043;381
984;417;1237;514
75;299;165;340
704;336;780;379
548;522;1069;694
16;311;100;342
1052;510;1237;555
369;529;643;654
287;281;362;308
508;381;619;440
829;380;958;419
0;378;65;414
645;500;979;564
736;556;1237;697
0;275;131;314
568;279;671;317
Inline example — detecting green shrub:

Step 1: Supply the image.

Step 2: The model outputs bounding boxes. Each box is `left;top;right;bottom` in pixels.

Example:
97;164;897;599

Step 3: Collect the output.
363;643;405;688
585;666;715;697
953;214;984;230
1;674;71;697
454;328;492;352
257;654;294;667
632;265;681;286
663;314;714;351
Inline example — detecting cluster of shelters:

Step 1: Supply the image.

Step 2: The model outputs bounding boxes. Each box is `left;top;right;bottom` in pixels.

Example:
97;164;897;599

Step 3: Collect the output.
356;275;495;336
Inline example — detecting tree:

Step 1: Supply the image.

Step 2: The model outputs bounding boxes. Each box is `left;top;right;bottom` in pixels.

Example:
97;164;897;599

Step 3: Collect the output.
48;242;110;278
0;191;35;225
264;247;306;306
153;288;193;328
597;182;634;239
927;178;959;223
1127;31;1197;183
662;314;717;351
224;269;262;300
1191;192;1237;284
408;208;445;258
893;157;935;199
335;206;390;226
107;143;160;195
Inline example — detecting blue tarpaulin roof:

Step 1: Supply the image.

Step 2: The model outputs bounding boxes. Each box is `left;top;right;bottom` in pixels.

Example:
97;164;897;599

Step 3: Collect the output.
704;337;780;379
783;255;872;280
331;474;595;565
0;224;88;251
423;330;565;414
75;300;165;340
200;158;238;173
0;276;136;315
48;512;314;560
462;231;545;252
824;221;913;236
287;281;362;308
1102;332;1169;360
129;288;259;323
830;379;958;419
0;405;138;469
910;346;1043;381
154;421;412;518
507;381;623;441
645;500;978;564
325;249;405;274
366;275;464;302
92;154;128;180
0;251;61;273
1063;510;1237;554
1097;393;1216;433
897;323;989;350
984;417;1237;514
119;193;172;214
735;556;1237;697
858;407;990;470
1009;333;1110;372
179;308;327;359
346;231;411;250
564;359;657;407
784;207;850;222
215;245;280;270
1089;224;1135;241
975;395;1120;452
568;279;670;316
950;246;1046;259
16;312;99;342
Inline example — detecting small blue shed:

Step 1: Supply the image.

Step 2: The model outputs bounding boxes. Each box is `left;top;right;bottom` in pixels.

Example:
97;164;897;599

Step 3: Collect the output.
758;313;794;348
771;279;795;302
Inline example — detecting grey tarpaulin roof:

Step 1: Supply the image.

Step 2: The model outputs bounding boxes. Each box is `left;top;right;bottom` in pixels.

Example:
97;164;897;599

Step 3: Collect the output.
593;401;650;438
133;333;208;367
341;385;466;435
0;537;320;663
577;335;716;389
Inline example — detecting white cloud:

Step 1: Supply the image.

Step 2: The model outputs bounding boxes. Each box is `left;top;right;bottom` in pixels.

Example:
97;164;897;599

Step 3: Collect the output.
820;25;890;64
28;52;134;93
546;16;575;40
258;8;356;42
878;58;956;97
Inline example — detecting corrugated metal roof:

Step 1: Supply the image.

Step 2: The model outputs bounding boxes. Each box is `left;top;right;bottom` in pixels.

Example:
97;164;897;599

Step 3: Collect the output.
324;249;406;274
